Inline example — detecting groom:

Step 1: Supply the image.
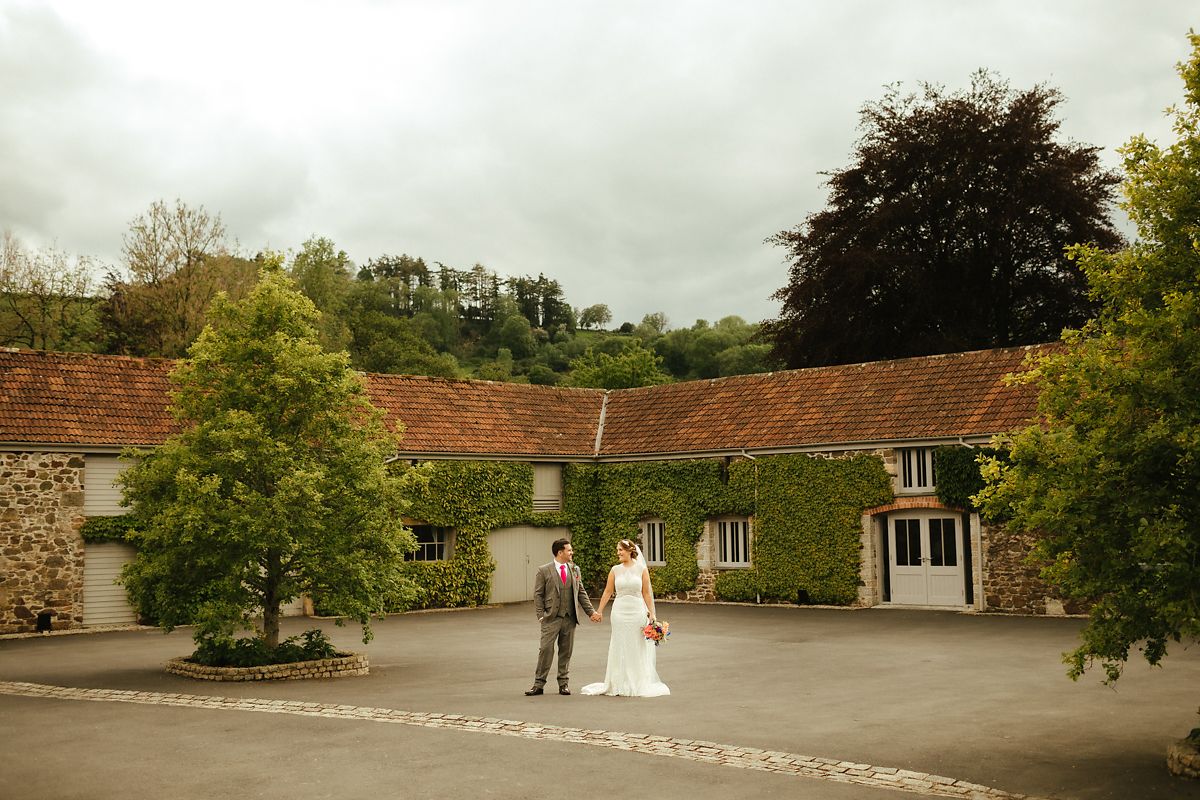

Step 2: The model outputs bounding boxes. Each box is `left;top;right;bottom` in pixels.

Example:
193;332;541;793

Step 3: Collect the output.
526;538;601;696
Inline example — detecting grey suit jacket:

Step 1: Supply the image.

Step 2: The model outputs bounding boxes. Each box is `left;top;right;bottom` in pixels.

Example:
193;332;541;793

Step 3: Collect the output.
533;561;595;624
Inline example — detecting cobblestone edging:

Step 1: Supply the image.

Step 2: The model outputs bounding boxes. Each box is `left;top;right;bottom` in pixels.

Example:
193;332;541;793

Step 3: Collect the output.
0;680;1049;799
164;654;368;681
1167;738;1200;779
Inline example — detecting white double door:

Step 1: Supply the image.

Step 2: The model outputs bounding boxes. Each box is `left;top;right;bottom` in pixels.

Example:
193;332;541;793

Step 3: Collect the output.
889;511;965;607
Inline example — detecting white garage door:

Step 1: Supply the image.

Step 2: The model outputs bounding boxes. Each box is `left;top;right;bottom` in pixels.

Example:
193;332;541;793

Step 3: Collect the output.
488;526;568;603
83;542;138;626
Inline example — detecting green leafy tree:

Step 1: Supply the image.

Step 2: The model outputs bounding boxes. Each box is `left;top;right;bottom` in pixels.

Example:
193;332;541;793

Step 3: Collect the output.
101;199;252;357
578;303;612;330
497;314;536;359
976;36;1200;687
120;266;417;649
476;347;515;381
343;278;459;377
527;363;559;385
765;71;1122;368
716;343;773;377
0;232;100;351
633;312;668;343
289;235;353;351
566;342;671;389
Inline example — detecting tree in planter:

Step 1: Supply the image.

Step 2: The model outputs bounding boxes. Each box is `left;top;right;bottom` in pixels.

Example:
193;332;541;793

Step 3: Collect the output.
976;36;1200;690
120;264;418;651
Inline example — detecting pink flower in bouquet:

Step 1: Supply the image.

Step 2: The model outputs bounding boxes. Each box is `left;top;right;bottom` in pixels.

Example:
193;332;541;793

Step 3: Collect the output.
643;619;670;645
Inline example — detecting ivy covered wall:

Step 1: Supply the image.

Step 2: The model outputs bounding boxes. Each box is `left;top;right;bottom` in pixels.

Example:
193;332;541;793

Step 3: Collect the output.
560;453;893;605
84;452;895;612
932;445;1002;511
718;454;893;604
561;459;750;595
402;460;534;609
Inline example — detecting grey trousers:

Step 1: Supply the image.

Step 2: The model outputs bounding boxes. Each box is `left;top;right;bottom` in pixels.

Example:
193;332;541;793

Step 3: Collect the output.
533;614;576;688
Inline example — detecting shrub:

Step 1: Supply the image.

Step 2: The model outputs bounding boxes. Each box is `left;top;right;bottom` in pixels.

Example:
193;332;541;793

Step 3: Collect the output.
191;629;341;667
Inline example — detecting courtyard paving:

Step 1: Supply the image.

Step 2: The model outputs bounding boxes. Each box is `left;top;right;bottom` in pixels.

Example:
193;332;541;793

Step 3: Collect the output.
0;603;1197;800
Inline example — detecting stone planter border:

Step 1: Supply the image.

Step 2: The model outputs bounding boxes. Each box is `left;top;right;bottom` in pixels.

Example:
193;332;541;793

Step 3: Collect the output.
165;653;368;681
1168;737;1200;779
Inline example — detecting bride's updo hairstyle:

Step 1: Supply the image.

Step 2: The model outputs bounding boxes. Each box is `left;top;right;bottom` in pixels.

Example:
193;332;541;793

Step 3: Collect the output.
618;539;639;559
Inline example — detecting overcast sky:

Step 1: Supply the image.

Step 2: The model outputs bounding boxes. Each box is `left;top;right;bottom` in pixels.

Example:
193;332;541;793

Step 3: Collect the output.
1;2;1195;328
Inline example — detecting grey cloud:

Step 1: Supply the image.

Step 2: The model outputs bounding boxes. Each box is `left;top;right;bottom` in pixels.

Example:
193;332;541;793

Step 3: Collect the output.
2;1;1197;327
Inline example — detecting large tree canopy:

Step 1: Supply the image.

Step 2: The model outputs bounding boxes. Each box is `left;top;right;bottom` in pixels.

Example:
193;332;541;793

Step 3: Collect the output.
764;71;1122;368
976;35;1200;687
101;199;258;358
120;266;417;647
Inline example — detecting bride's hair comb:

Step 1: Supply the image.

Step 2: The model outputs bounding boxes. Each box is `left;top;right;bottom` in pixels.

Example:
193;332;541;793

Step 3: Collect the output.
619;538;639;556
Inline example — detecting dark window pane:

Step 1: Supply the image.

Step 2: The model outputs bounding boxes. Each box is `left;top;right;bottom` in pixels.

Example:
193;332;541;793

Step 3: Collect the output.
895;519;920;566
929;519;944;566
942;519;957;566
407;525;446;561
907;521;921;565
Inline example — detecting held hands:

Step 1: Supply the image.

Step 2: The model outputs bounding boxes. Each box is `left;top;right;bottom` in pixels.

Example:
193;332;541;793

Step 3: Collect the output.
590;612;602;623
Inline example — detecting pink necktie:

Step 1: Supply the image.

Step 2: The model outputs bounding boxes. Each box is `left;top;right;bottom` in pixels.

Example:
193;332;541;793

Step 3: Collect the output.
560;564;567;584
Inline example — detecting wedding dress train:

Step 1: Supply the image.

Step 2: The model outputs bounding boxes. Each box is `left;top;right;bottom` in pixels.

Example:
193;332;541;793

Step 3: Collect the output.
581;561;670;697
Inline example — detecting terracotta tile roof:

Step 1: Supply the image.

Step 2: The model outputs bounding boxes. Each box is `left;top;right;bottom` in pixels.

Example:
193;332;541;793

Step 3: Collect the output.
365;373;602;457
0;349;177;446
0;349;602;457
0;345;1049;457
597;345;1051;456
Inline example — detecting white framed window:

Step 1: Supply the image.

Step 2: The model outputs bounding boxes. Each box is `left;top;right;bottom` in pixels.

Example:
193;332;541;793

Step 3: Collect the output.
639;518;666;566
406;525;453;561
898;447;936;493
716;517;751;568
532;463;563;512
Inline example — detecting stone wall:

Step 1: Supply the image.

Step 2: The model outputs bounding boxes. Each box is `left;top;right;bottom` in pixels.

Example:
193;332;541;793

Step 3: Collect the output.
665;568;717;602
981;521;1082;615
0;452;86;633
164;653;369;681
1168;736;1200;779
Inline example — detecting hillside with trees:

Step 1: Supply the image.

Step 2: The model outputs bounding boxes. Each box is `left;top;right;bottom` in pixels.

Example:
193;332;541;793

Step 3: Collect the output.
0;201;777;388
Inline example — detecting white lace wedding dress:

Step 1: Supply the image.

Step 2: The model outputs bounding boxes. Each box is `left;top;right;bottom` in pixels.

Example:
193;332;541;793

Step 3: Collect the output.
581;561;670;697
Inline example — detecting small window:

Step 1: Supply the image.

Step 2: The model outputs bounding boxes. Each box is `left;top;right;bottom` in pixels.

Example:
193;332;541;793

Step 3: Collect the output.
639;519;665;566
406;525;452;561
532;463;563;512
898;447;936;493
716;518;751;569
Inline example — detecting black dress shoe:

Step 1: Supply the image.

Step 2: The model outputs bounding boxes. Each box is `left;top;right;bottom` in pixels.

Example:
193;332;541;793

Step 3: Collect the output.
524;686;544;696
559;687;571;695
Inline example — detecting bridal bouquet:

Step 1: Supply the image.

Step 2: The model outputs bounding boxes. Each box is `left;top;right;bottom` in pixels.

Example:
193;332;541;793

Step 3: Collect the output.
643;619;670;645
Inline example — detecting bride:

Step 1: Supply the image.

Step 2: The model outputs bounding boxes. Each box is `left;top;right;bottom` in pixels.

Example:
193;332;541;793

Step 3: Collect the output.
581;539;670;697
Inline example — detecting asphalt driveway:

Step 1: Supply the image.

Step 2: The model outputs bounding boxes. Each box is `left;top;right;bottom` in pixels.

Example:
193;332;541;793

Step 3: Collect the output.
1;603;1197;800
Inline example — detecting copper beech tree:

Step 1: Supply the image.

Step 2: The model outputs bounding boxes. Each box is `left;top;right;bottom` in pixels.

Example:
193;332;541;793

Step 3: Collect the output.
765;71;1122;368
